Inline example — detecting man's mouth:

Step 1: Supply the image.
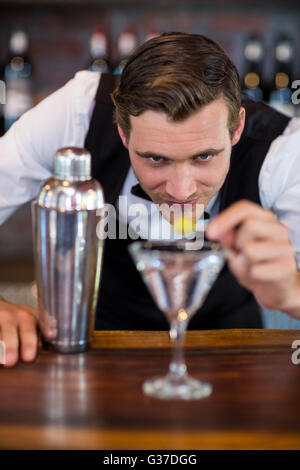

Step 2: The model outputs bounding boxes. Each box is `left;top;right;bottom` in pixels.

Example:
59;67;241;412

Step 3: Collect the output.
162;198;200;208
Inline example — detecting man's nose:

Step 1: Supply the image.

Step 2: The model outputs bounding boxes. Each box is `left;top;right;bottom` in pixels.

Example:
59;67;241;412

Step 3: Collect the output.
165;166;197;202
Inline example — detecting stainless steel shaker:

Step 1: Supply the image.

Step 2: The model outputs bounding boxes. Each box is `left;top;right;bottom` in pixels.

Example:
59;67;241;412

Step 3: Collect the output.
33;147;105;353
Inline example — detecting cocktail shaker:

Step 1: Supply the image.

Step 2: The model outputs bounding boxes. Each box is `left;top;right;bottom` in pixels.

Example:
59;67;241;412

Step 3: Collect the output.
33;147;105;353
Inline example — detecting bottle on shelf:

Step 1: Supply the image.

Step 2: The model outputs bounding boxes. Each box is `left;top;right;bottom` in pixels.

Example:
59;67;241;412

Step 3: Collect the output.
242;35;265;103
4;30;33;132
113;28;138;75
269;35;296;118
88;27;111;74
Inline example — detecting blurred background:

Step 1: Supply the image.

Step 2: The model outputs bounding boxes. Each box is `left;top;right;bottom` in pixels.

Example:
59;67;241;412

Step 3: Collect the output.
0;0;299;327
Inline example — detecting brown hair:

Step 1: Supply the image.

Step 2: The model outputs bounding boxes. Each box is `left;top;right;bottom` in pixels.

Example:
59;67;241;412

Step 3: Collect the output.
111;32;241;140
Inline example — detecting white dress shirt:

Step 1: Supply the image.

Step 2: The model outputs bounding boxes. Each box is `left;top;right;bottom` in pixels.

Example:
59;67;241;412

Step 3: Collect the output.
1;70;300;264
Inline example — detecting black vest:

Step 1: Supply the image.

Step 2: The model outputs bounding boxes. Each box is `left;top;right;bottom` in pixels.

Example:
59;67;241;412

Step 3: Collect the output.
85;74;290;331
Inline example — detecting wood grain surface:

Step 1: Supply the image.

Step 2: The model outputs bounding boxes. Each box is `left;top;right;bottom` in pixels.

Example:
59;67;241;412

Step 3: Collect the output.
0;329;300;450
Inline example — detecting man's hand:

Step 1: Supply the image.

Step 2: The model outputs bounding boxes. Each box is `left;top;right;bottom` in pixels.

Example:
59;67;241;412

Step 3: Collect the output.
0;298;38;367
206;200;300;318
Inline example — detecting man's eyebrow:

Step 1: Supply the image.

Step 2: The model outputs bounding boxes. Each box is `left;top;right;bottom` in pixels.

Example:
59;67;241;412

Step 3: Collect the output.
135;148;225;159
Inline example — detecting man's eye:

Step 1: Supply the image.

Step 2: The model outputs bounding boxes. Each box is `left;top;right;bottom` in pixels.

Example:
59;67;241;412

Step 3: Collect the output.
149;156;163;163
196;154;212;161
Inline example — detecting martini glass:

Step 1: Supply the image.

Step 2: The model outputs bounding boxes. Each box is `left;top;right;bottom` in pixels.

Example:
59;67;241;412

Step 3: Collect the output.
129;240;225;400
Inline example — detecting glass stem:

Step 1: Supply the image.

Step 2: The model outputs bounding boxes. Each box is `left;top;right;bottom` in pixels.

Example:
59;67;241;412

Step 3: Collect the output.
168;318;188;379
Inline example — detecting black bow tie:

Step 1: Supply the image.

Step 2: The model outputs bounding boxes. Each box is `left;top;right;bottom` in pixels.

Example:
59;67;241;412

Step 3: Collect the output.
130;183;152;201
130;184;210;219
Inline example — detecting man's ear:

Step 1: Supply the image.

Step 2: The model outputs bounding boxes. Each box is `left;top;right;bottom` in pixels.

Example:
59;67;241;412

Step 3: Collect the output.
231;107;246;146
117;124;128;149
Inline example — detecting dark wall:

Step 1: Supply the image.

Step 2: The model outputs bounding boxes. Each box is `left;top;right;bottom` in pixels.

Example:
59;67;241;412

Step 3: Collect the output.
0;1;299;100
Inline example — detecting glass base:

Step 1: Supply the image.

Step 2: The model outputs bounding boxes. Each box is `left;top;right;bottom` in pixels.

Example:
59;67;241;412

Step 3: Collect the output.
42;339;90;354
142;373;212;400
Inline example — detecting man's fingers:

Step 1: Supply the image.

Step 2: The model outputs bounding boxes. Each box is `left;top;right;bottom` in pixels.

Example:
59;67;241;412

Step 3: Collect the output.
18;310;38;362
1;321;19;367
39;311;57;340
235;222;291;253
242;241;296;264
205;201;300;314
226;242;296;285
226;251;250;286
249;259;295;283
206;200;275;243
0;304;39;367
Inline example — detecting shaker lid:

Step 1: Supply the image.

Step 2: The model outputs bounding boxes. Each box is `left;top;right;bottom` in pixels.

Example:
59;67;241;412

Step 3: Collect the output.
54;147;91;181
36;146;104;211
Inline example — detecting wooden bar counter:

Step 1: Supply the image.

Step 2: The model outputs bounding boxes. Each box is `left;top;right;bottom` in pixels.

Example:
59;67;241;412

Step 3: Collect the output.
0;329;300;450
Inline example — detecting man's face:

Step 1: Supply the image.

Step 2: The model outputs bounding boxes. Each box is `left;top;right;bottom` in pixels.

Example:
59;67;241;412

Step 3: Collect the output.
118;96;245;221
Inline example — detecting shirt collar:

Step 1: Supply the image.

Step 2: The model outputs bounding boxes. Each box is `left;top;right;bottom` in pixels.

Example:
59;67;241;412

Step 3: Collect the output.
205;192;219;217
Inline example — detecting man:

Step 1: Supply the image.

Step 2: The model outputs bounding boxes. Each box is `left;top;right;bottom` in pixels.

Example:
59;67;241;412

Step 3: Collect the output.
0;32;300;367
